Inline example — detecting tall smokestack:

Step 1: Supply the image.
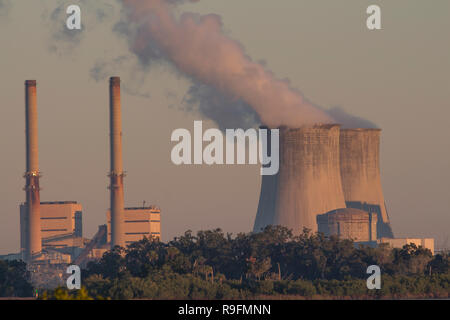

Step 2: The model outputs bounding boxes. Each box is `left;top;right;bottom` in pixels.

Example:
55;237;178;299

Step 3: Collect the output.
339;129;394;238
254;125;346;234
24;80;42;261
109;77;125;248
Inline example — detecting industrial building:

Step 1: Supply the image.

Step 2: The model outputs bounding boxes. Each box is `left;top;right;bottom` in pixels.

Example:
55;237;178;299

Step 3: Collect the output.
15;78;162;269
252;124;437;252
254;125;346;234
317;208;378;242
253;125;395;241
107;206;161;245
339;129;394;238
18;80;88;264
20;201;86;260
106;77;162;249
378;238;435;254
316;209;434;253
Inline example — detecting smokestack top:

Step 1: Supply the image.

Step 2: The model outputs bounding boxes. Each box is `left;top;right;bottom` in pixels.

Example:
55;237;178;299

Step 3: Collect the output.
110;77;121;86
25;80;36;87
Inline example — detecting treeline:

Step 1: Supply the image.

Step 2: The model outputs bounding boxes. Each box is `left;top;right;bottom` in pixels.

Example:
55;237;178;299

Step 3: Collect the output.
43;226;449;299
43;272;450;300
0;260;33;297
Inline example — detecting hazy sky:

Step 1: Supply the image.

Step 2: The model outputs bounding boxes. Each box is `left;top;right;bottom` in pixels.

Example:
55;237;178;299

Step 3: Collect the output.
0;0;449;254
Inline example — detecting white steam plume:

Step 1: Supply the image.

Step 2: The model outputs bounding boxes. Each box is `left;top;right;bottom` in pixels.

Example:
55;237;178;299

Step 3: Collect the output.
120;0;334;128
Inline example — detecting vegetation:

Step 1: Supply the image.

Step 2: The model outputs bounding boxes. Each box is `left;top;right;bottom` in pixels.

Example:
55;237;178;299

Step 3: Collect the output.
41;226;450;299
0;259;33;297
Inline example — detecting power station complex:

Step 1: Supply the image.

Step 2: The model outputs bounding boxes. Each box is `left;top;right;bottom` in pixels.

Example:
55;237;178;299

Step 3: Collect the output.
253;125;393;236
0;77;434;274
17;78;161;266
253;125;433;252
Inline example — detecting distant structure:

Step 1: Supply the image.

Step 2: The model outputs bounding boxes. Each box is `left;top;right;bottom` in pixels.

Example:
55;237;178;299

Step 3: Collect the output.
72;225;108;268
73;77;162;266
378;238;435;254
316;208;435;253
339;129;394;238
317;208;378;242
20;201;85;260
109;77;126;248
107;206;161;245
20;81;87;265
24;80;42;262
254;125;346;234
254;125;399;241
3;78;162;280
106;77;162;249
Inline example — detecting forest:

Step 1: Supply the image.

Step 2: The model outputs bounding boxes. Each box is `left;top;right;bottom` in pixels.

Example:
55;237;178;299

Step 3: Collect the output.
1;226;449;299
41;226;449;299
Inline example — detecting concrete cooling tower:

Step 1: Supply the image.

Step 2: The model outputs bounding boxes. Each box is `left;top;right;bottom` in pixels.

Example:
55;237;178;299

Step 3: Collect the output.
339;129;394;238
254;124;346;234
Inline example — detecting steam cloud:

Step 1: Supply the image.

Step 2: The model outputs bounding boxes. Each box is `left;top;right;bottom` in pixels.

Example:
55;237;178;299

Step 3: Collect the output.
183;83;261;131
327;106;378;129
118;0;334;128
1;0;377;130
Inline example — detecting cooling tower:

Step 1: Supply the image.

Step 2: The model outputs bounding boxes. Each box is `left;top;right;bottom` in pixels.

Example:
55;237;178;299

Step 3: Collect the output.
109;77;125;248
339;129;394;238
254;124;346;234
24;80;42;261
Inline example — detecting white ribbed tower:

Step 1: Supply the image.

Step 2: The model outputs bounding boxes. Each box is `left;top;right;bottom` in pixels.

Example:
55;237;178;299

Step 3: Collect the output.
254;125;346;234
339;128;394;238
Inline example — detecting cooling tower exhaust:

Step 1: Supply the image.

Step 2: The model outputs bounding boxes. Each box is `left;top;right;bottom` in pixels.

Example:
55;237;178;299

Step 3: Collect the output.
339;129;394;238
24;80;42;261
109;77;125;248
254;124;346;234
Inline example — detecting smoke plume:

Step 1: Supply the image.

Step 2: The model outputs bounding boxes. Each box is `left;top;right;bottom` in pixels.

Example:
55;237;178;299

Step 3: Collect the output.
118;0;334;128
90;55;154;98
183;83;260;131
327;106;378;129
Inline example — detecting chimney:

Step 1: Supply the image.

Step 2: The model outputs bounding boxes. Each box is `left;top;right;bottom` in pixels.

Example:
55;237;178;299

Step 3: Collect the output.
24;80;42;261
109;77;125;248
339;129;394;238
254;124;346;234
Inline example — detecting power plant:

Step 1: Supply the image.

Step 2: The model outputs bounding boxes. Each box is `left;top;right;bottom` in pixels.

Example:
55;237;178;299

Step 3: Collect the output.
3;77;435;287
20;201;85;262
15;78;161;271
254;124;395;240
339;129;394;238
254;125;346;234
106;77;161;250
107;206;161;246
317;208;378;242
